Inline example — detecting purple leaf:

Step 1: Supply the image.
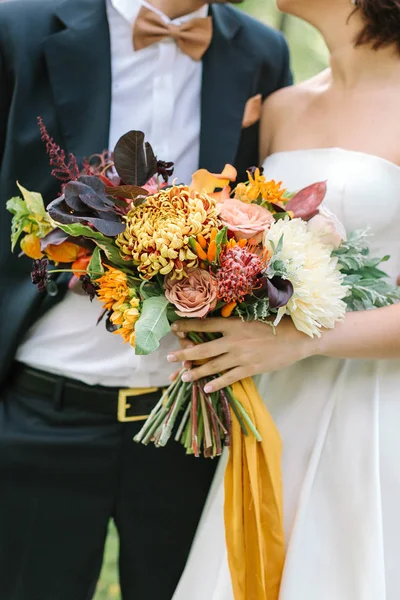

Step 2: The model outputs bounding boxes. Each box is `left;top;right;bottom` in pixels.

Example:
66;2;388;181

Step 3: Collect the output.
285;181;327;221
47;196;125;236
40;228;96;252
114;131;157;186
40;228;70;250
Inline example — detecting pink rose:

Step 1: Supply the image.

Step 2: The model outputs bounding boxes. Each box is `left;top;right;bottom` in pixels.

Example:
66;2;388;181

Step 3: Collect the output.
164;268;218;318
217;198;274;243
142;176;168;195
307;207;347;249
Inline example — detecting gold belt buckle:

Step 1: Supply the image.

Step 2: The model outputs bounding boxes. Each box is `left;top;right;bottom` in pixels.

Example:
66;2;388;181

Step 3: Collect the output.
117;387;159;423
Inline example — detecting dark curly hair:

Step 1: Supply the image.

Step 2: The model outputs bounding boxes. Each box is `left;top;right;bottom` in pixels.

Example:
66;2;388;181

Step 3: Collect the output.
354;0;400;52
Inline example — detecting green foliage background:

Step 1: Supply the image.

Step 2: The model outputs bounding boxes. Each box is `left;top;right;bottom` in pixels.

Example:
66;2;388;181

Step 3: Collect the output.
94;3;328;599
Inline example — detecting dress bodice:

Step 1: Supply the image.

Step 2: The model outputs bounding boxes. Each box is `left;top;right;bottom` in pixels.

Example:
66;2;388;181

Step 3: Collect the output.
262;148;400;281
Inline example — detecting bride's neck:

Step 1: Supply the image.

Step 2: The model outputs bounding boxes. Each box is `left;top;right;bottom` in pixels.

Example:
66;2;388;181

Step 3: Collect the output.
316;12;400;89
328;43;400;89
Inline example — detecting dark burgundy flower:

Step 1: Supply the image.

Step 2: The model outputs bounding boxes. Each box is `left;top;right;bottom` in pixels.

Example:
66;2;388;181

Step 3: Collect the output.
37;117;79;182
31;258;50;292
266;276;294;309
79;274;98;301
157;160;175;183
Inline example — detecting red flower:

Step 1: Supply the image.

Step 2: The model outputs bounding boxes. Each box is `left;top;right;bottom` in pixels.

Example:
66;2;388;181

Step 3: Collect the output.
216;245;268;304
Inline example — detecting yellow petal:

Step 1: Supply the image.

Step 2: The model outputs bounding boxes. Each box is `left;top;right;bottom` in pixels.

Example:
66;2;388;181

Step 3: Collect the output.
20;234;44;260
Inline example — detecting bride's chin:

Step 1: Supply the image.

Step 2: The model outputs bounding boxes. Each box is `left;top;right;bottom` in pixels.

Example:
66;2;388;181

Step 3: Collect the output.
275;0;298;16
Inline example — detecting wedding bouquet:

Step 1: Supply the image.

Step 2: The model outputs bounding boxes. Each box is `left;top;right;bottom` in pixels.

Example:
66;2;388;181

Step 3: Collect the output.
7;121;400;600
8;122;399;456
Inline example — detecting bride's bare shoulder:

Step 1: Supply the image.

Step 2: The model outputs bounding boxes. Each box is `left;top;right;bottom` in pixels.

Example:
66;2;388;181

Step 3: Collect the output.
260;70;330;158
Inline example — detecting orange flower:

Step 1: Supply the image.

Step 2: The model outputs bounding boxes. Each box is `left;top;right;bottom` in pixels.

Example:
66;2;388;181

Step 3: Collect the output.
71;255;91;277
20;234;44;260
96;266;140;346
234;168;286;206
192;228;219;264
46;241;83;264
221;301;237;318
190;164;237;200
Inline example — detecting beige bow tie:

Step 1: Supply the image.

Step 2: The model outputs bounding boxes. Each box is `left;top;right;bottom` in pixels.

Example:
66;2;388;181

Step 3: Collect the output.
133;6;213;61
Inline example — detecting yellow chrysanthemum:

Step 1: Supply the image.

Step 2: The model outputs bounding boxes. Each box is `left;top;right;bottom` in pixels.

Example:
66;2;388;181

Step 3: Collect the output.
264;218;348;337
117;185;219;280
96;266;140;346
235;168;286;205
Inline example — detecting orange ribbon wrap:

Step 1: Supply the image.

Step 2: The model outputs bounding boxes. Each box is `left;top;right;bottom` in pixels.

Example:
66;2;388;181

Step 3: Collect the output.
224;377;285;600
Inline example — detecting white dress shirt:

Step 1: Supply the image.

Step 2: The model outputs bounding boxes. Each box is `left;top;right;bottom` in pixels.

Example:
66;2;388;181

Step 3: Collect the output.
16;0;208;387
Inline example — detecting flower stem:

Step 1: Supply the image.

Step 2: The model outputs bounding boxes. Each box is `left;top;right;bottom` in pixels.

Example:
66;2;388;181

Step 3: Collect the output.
191;384;199;457
225;385;262;442
158;382;190;447
174;401;191;442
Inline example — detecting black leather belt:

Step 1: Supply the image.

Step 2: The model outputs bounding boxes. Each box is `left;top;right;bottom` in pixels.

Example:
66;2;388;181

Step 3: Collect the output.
11;363;162;422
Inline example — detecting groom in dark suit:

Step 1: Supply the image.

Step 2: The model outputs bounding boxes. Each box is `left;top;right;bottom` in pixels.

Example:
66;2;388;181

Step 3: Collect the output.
0;0;291;598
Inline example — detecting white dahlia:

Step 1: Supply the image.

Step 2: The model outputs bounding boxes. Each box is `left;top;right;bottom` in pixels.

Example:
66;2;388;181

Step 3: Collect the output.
264;217;348;337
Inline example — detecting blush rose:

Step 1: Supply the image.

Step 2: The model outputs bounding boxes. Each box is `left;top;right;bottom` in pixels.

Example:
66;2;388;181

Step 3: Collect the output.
217;198;274;243
164;268;218;318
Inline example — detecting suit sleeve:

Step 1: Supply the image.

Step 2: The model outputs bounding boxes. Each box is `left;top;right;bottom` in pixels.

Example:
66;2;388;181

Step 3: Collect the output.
0;22;11;172
276;33;293;89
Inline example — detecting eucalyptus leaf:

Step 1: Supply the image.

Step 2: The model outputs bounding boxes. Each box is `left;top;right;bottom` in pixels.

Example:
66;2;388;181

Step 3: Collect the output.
135;296;171;355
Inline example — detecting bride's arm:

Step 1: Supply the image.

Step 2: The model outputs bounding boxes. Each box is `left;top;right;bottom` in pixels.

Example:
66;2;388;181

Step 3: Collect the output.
317;302;400;360
167;304;400;393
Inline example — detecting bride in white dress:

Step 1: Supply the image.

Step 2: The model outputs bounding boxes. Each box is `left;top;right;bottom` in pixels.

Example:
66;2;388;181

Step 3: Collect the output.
170;0;400;598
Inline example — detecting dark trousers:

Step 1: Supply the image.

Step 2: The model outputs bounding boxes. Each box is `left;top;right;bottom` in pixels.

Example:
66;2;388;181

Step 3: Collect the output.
0;376;218;600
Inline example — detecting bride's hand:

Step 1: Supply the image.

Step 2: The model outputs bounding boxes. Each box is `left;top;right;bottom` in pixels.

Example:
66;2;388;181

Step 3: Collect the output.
167;317;316;393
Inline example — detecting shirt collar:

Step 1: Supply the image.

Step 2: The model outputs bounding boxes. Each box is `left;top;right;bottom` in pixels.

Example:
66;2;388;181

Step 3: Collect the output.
109;0;209;26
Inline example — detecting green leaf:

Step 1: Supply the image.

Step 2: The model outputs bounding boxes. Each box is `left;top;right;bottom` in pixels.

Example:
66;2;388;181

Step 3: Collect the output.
6;196;27;218
216;227;228;262
7;196;30;251
188;237;198;254
56;222;129;268
134;296;171;355
16;183;47;218
87;247;104;280
139;280;163;300
7;191;53;250
275;233;284;254
273;212;291;221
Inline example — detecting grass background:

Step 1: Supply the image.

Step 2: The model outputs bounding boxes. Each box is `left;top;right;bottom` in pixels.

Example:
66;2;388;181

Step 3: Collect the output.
94;2;327;598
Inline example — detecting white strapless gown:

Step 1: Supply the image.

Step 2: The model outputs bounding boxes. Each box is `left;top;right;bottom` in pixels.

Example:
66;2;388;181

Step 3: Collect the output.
172;149;400;600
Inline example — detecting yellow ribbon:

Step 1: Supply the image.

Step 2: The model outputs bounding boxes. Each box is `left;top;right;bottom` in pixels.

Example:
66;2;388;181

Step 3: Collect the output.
224;377;285;600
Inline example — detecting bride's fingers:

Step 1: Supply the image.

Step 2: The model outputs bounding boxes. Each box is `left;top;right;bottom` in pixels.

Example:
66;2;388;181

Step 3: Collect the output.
181;354;234;383
169;368;181;382
203;367;250;394
167;337;228;364
171;318;230;335
178;338;194;350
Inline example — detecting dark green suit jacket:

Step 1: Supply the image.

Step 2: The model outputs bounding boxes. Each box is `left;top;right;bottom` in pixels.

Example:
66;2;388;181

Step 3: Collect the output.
0;0;291;387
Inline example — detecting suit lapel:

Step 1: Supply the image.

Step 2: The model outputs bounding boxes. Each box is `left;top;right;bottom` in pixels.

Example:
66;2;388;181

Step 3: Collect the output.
200;6;255;172
43;0;112;161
